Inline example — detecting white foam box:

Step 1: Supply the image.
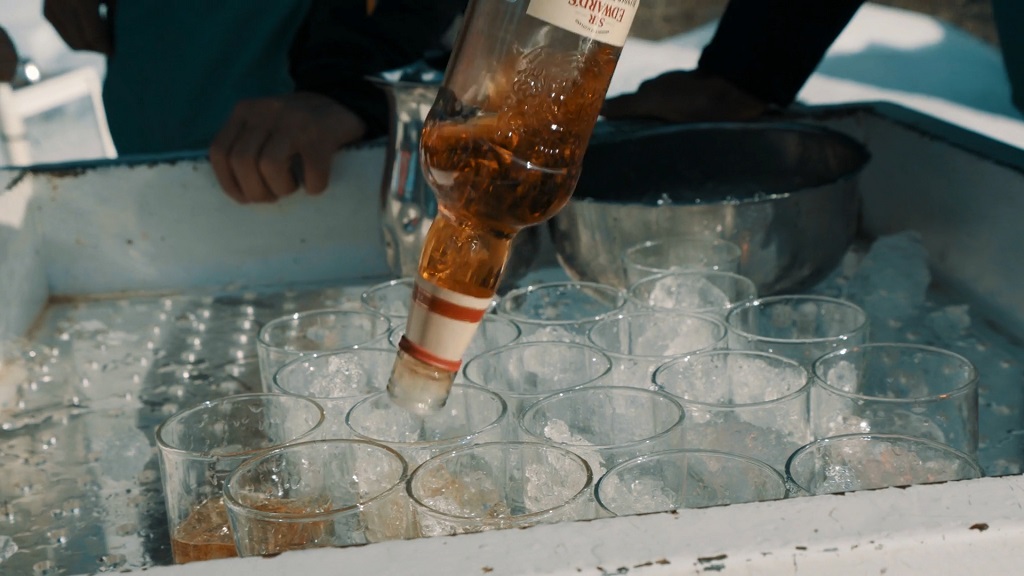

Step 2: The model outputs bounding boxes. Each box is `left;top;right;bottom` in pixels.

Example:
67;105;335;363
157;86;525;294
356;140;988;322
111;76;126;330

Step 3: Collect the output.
2;102;1024;574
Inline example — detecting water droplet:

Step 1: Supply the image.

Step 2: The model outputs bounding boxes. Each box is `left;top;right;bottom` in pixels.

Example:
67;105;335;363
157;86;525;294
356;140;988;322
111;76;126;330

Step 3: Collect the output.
115;522;137;536
47;528;68;544
0;534;17;561
63;499;82;515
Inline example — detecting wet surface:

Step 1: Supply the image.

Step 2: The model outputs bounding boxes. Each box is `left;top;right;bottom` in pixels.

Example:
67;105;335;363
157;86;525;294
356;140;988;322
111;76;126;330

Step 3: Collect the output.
0;243;1022;573
0;280;372;575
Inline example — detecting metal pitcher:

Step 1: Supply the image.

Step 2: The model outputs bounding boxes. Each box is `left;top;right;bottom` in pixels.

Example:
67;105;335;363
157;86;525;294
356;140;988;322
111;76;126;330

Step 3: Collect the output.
370;62;540;292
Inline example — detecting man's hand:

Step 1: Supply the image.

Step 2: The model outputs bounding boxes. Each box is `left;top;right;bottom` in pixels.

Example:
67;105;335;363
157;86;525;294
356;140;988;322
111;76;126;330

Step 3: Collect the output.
602;70;768;123
209;92;367;204
43;0;113;54
0;27;17;83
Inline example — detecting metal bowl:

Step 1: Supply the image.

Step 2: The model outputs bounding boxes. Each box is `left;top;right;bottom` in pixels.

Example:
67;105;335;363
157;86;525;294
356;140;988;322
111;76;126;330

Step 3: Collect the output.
549;122;870;295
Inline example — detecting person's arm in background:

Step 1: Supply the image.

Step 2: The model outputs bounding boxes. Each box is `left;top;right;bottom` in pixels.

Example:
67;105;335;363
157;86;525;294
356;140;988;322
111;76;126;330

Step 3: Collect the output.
43;0;113;55
1;27;17;82
602;0;865;123
210;0;467;204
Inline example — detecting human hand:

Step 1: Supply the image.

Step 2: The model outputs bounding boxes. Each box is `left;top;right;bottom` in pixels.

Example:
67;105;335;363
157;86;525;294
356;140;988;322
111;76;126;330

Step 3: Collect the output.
43;0;113;54
602;70;768;123
0;27;16;83
209;92;367;204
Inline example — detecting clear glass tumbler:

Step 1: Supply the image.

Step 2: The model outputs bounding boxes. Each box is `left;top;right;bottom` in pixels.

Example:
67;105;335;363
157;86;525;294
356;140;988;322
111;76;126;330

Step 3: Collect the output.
627;270;757;317
596;449;787;516
588;311;728;388
785;433;982;496
622;236;742;287
462;341;613;416
256;309;391;392
272;347;395;438
811;343;979;456
519;386;686;477
653;350;812;471
725;295;869;367
346;384;508;466
360;277;416;321
224;439;411;556
408;441;594;536
155;394;325;564
496;281;627;342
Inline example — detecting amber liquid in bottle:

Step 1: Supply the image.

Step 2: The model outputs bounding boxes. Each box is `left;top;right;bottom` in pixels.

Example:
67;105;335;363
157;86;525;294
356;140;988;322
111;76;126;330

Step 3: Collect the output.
388;10;629;414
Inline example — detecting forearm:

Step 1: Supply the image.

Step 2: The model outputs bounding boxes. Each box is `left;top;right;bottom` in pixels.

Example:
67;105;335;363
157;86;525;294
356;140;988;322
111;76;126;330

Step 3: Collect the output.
697;0;865;107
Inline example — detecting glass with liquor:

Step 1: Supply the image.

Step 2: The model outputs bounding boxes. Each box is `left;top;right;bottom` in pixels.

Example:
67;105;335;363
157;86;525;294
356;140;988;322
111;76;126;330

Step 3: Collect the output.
155;394;325;563
388;0;641;414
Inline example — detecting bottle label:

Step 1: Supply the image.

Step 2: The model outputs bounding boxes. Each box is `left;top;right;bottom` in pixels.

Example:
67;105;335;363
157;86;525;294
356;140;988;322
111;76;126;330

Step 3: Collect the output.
399;277;493;372
527;0;640;47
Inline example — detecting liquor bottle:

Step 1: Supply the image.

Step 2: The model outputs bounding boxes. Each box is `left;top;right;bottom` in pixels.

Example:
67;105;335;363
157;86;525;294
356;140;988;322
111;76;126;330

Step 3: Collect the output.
388;0;640;414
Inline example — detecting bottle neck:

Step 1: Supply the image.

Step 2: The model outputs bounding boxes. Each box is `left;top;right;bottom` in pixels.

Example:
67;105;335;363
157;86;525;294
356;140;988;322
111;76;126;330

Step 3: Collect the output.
418;211;514;298
400;275;495;373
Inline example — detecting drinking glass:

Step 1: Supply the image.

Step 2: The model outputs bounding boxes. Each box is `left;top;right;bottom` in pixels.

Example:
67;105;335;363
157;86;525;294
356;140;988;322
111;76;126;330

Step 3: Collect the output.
224;439;410;557
155;394;325;564
256;309;391;392
388;314;522;371
725;295;869;367
360;277;416;321
622;237;742;287
408;442;594;536
462;341;613;416
496;281;627;342
786;434;983;496
653;350;812;471
596;449;787;516
346;384;508;466
587;311;728;388
519;386;685;477
811;343;979;456
628;270;757;317
272;347;395;438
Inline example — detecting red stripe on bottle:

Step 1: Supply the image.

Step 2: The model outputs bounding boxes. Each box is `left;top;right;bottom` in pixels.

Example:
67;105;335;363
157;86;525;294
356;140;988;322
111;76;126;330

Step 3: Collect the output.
412;284;488;323
398;335;463;373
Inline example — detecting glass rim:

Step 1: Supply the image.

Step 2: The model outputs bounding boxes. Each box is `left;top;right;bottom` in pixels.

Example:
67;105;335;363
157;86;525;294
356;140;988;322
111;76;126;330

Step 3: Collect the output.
622;237;742;276
271;346;397;398
154;393;326;460
587;310;729;360
724;294;869;343
461;340;614;396
784;432;983;494
496;281;627;326
595;448;786;516
628;268;757;293
518;386;686;450
345;384;508;448
406;441;594;523
256;308;392;352
223;438;408;521
811;343;979;403
623;236;742;259
653;350;812;408
360;277;416;314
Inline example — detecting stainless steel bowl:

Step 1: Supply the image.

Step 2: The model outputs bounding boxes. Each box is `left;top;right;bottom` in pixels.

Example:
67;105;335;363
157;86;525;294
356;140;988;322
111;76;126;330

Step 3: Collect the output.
549;122;870;295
